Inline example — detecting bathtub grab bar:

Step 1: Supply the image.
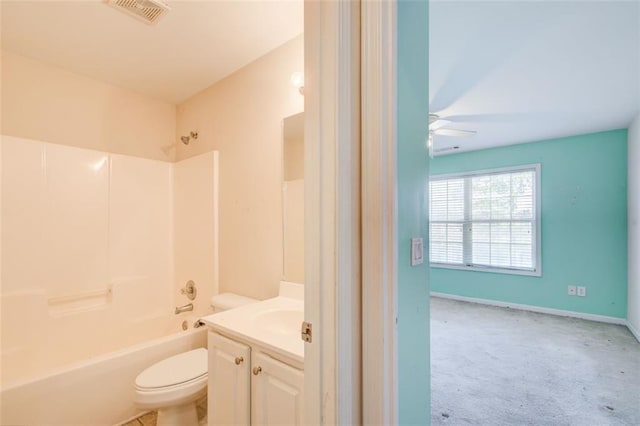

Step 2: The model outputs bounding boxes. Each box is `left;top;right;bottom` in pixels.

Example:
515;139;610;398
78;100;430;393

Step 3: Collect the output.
47;286;112;306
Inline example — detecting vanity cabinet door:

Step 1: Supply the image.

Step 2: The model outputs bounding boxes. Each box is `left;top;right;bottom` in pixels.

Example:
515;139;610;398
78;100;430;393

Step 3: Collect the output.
251;352;304;426
208;332;250;426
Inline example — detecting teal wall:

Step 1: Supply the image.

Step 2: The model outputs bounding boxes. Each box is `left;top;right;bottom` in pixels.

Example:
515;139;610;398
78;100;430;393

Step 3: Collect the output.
430;129;628;318
398;0;430;424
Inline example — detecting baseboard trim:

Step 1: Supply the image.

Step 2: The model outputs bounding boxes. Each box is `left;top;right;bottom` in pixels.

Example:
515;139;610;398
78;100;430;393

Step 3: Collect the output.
627;320;640;343
430;292;627;325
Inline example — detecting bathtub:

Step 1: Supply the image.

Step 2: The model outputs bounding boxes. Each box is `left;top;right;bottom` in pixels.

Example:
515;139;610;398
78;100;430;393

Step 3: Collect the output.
0;321;207;425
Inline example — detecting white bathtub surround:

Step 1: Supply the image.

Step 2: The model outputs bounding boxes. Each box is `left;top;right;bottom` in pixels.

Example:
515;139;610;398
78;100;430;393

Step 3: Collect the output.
1;135;174;386
0;136;221;425
173;151;220;315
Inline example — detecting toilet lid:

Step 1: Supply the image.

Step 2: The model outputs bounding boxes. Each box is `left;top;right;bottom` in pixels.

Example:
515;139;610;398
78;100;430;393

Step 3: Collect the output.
136;348;208;389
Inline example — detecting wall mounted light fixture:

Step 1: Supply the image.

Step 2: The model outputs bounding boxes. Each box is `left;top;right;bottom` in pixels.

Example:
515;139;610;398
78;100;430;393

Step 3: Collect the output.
291;72;304;95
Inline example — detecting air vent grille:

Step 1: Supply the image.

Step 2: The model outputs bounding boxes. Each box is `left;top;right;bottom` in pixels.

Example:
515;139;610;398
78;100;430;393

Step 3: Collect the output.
107;0;170;25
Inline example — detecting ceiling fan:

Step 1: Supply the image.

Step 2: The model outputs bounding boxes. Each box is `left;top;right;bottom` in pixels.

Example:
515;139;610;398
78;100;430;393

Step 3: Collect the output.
428;113;477;157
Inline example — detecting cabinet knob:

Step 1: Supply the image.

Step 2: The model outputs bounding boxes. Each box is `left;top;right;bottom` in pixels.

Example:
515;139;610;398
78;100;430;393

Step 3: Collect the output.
235;356;244;365
252;366;262;375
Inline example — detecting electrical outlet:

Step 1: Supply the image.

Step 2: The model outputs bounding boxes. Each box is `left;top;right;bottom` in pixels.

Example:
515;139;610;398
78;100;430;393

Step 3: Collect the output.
577;286;586;297
568;285;577;296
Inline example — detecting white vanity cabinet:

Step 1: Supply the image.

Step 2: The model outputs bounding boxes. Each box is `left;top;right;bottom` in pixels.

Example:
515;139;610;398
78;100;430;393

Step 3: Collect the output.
208;332;251;425
208;331;304;426
251;351;304;425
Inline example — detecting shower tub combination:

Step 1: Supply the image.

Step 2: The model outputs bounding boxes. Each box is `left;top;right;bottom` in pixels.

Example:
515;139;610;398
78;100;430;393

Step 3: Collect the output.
0;136;220;425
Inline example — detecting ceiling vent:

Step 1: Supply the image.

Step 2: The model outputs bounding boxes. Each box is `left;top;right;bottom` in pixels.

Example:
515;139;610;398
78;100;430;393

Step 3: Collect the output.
107;0;170;25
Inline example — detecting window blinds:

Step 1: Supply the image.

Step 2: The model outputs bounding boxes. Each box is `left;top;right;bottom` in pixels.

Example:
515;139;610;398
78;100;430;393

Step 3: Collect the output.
429;166;539;273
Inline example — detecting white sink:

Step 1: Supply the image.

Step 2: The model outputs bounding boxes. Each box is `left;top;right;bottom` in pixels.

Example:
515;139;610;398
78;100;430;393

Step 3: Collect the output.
253;309;303;336
201;287;305;364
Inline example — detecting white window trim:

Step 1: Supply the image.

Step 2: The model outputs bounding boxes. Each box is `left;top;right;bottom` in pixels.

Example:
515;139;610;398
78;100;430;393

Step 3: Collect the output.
429;163;542;277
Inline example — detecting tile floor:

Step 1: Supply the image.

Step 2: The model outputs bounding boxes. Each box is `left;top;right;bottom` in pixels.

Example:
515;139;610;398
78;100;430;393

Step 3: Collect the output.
122;411;156;426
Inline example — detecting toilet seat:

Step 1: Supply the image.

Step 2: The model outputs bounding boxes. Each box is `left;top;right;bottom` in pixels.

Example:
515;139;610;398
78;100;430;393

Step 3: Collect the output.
134;348;208;410
135;348;207;389
135;375;207;409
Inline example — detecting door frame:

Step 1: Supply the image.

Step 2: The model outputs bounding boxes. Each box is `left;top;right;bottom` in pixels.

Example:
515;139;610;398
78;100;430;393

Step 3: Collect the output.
304;0;398;423
361;0;399;424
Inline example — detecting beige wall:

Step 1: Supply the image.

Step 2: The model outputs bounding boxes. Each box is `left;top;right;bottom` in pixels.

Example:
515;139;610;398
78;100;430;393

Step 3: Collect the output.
1;50;176;162
176;35;303;299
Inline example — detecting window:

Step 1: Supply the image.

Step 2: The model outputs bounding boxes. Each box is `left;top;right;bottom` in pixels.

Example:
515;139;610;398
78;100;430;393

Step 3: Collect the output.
429;164;541;276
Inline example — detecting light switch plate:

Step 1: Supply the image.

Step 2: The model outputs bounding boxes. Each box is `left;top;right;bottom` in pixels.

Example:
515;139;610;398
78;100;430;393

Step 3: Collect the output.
411;237;424;266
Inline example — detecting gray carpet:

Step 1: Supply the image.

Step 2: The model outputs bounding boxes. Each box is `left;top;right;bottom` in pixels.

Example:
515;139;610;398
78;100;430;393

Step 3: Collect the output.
431;297;640;426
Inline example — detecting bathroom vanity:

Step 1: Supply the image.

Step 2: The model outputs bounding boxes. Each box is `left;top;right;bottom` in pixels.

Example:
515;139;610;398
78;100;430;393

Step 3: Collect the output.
201;284;304;426
202;112;306;426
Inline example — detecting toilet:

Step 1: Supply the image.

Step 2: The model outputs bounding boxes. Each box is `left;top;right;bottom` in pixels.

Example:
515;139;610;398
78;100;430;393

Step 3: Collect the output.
134;293;257;426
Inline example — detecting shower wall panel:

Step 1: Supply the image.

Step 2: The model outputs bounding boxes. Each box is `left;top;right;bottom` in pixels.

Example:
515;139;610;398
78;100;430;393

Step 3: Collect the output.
0;135;173;385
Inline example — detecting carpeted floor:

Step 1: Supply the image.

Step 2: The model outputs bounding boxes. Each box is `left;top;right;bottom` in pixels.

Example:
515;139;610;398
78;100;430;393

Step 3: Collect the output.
431;297;640;426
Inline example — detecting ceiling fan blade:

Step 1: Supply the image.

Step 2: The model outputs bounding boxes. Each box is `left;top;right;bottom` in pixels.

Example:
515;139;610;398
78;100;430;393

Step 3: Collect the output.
430;119;452;131
434;128;477;137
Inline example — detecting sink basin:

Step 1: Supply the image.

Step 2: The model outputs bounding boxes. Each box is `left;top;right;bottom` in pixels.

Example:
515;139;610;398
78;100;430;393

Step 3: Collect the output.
201;289;305;363
253;309;303;336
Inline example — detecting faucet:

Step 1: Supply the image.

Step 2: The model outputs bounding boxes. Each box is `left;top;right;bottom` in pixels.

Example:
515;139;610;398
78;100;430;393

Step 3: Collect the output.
175;303;194;314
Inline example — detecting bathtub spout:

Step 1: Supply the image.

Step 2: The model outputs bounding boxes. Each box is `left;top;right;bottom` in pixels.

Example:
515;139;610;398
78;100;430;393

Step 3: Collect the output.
175;303;194;314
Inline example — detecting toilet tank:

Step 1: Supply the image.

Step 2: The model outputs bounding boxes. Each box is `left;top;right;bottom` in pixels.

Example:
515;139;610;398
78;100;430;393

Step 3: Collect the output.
210;293;257;313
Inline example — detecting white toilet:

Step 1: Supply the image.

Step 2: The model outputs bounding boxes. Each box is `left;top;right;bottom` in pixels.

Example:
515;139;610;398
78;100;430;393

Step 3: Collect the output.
134;293;257;426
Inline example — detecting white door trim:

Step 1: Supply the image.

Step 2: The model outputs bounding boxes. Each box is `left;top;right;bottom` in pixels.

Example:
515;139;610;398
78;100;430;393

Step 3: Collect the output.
304;0;362;424
361;0;399;424
334;1;363;424
306;0;397;422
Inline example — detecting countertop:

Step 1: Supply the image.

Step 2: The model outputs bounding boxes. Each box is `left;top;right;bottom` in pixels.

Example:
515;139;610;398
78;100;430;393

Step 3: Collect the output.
201;295;304;366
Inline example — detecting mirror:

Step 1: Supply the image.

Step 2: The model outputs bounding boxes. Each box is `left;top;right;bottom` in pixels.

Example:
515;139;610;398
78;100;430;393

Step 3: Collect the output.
282;112;304;283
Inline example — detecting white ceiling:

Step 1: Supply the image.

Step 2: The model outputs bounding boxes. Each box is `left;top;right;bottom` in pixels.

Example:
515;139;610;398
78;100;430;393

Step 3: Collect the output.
1;0;303;104
2;0;638;148
430;0;640;154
